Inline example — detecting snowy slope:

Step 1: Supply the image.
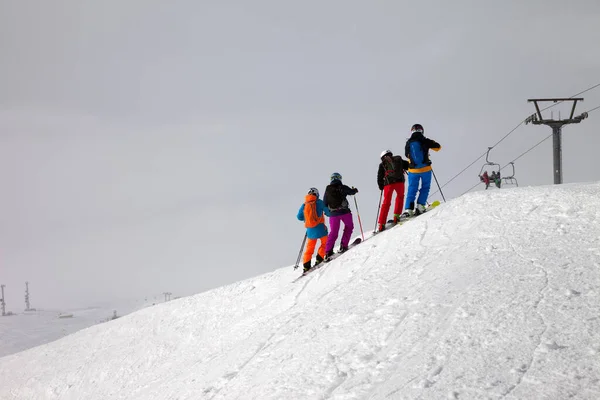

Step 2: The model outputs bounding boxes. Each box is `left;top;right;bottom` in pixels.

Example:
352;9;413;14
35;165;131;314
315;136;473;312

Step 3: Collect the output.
1;183;599;400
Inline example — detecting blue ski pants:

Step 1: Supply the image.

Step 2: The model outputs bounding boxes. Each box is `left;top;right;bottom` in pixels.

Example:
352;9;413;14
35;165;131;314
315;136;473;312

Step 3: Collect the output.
404;170;432;209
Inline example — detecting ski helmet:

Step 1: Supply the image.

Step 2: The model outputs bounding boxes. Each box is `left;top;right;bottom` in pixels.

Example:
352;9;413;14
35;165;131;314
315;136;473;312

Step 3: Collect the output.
411;124;424;133
380;149;393;159
330;172;342;182
307;187;319;197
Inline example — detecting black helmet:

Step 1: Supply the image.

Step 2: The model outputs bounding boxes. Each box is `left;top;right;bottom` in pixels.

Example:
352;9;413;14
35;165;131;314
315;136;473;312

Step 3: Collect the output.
411;124;424;133
330;172;342;182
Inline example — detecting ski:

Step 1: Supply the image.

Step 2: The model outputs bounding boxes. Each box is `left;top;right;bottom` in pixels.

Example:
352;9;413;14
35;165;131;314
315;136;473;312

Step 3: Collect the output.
293;237;362;282
376;200;441;233
323;237;362;264
396;200;441;225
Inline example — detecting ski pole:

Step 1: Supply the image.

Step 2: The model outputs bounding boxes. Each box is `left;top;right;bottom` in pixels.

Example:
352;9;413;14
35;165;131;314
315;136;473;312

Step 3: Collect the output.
294;233;307;270
431;168;446;203
374;190;382;233
353;195;365;241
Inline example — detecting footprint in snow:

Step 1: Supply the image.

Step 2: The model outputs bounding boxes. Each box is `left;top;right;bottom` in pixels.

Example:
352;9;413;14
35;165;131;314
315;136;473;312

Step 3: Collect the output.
544;341;568;351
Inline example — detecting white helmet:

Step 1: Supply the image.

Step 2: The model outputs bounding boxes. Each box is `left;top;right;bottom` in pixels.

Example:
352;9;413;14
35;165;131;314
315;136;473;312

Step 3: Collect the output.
307;187;319;197
380;149;393;159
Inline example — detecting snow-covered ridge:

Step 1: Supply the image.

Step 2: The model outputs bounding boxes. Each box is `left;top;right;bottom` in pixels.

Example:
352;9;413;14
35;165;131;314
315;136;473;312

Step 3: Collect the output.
1;183;599;399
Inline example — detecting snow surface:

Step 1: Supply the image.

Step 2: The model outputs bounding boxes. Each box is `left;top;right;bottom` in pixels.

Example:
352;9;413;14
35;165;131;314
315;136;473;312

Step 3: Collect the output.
1;182;599;399
0;300;154;358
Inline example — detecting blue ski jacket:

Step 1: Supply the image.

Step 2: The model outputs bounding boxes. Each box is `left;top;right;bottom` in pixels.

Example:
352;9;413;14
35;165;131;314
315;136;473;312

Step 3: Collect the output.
405;131;441;173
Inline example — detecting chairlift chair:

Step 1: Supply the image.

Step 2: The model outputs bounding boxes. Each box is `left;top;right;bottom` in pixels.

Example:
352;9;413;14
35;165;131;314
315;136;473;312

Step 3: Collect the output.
478;147;502;189
501;162;519;187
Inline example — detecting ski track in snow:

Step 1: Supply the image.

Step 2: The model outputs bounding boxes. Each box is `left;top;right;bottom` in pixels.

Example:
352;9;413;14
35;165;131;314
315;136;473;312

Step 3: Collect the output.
1;183;600;399
501;233;549;398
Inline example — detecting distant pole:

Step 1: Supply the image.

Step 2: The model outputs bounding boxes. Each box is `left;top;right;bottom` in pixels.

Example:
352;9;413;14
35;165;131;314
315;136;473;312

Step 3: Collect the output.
25;281;32;311
163;292;172;302
1;285;6;316
526;98;589;184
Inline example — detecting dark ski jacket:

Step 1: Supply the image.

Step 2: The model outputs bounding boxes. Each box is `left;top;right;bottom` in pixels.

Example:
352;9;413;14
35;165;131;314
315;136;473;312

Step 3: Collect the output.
377;155;409;190
405;131;441;173
323;180;358;216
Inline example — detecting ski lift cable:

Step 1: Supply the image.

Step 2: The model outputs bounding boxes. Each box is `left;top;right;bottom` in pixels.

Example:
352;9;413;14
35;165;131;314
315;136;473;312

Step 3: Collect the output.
538;82;600;113
431;120;524;196
504;132;553;167
584;104;600;114
430;81;600;197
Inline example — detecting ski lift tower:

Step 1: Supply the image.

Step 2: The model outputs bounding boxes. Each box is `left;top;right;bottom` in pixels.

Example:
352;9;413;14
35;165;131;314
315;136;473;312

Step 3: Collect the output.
1;284;6;316
25;281;36;311
525;98;588;184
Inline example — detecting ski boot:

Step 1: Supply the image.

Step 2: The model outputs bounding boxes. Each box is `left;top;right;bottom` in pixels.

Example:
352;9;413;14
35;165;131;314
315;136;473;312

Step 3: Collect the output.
325;250;335;261
314;254;324;266
302;261;312;274
401;209;414;218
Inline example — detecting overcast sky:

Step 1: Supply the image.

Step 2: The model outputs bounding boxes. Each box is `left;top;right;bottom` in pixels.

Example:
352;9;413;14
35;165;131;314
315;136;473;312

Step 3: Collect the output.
1;1;599;309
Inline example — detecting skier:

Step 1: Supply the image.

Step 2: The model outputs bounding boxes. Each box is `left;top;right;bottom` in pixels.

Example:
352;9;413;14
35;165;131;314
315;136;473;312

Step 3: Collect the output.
403;124;442;216
490;171;501;188
323;172;359;258
297;187;330;273
377;150;409;232
480;170;491;189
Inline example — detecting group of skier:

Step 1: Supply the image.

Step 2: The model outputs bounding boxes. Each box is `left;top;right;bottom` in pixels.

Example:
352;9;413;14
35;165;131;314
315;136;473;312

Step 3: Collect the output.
480;170;502;189
297;123;442;273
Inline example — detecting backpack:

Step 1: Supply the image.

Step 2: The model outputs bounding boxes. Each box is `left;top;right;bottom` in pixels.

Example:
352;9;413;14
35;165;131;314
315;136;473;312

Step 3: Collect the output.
382;155;405;184
325;185;345;210
408;140;426;166
303;197;323;228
